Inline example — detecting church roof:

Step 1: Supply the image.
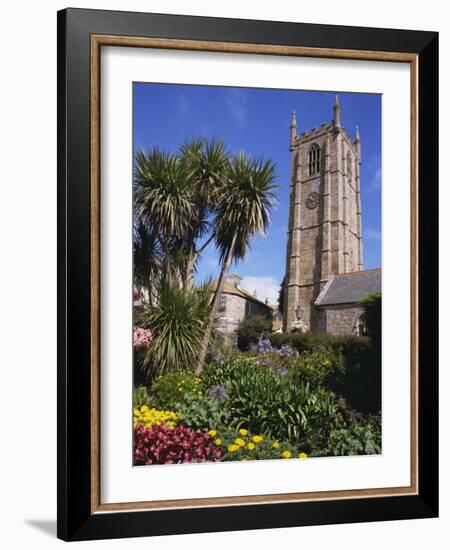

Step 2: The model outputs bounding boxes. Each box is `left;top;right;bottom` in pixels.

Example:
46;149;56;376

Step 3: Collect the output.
211;281;272;309
315;268;381;306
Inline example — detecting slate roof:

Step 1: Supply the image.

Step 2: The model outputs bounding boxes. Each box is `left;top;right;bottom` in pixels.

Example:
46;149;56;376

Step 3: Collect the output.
211;281;272;309
315;268;381;307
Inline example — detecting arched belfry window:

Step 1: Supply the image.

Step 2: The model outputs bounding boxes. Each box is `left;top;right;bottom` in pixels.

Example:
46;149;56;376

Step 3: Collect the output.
347;152;353;182
308;143;321;175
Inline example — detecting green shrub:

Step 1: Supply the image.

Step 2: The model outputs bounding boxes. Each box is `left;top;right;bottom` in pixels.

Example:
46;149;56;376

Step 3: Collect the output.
268;332;380;414
201;356;339;449
358;291;382;342
319;416;381;456
133;385;153;409
237;315;273;351
150;370;202;409
174;393;228;432
133;345;149;386
200;353;257;388
289;345;345;389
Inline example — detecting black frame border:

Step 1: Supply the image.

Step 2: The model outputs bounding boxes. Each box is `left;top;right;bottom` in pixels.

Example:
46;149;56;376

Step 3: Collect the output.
57;8;438;541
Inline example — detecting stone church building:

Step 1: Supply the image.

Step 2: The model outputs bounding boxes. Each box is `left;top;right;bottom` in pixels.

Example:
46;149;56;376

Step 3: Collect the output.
283;95;381;336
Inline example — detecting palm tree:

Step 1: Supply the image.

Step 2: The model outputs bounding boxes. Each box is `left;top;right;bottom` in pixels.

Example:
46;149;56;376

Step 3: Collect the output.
133;215;161;305
178;138;230;289
141;275;214;380
134;140;230;290
134;148;195;279
195;152;277;374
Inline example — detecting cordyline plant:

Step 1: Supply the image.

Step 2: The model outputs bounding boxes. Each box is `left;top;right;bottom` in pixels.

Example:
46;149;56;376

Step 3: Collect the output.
195;153;277;374
139;276;214;380
133;139;230;298
133;137;277;376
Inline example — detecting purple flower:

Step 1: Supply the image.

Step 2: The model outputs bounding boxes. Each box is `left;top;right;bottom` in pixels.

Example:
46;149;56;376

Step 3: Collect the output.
278;345;293;357
256;338;274;354
208;384;229;403
275;367;289;377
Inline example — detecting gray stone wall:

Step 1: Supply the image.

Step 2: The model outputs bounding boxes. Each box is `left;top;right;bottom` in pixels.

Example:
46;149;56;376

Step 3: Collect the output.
283;102;363;334
316;304;366;336
217;293;271;336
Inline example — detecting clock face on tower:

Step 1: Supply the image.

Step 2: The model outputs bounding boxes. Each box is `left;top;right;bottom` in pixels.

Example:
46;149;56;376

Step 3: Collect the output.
305;191;320;209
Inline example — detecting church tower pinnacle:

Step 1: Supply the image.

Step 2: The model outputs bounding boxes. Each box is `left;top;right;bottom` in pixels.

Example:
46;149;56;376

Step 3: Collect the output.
283;96;363;332
290;110;297;150
333;94;341;129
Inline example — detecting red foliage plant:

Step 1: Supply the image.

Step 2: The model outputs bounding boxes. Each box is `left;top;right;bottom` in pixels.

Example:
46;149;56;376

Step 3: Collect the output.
134;423;223;465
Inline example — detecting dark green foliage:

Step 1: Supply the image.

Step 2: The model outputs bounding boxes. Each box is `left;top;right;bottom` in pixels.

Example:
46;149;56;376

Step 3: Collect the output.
267;332;380;413
201;356;340;449
133;347;148;387
237;315;273;351
139;279;213;380
318;416;382;456
151;370;201;410
174;393;228;432
289;346;345;390
278;276;285;315
133;385;153;409
358;291;382;342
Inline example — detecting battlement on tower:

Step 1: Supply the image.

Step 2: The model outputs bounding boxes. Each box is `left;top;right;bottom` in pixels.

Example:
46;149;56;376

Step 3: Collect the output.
284;95;363;333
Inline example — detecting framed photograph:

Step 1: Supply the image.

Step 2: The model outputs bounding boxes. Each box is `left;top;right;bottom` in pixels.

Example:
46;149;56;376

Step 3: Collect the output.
57;8;438;541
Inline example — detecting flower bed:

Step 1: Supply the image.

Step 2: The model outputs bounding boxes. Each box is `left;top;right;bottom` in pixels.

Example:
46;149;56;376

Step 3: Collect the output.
134;424;223;465
133;348;381;464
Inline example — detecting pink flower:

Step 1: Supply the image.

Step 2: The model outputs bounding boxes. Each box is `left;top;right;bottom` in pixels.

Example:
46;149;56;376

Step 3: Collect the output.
133;326;152;349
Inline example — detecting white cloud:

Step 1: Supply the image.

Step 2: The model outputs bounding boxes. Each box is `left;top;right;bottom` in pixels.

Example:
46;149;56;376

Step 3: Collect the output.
364;228;381;241
177;94;190;118
225;88;248;126
368;166;381;192
240;276;281;305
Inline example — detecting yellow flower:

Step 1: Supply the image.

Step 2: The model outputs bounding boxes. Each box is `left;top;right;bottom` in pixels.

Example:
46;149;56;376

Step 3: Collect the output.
239;428;248;436
228;444;239;453
252;435;263;444
272;441;280;449
247;442;255;450
208;429;217;437
235;438;246;447
281;450;292;459
141;405;149;412
298;452;308;459
214;438;222;446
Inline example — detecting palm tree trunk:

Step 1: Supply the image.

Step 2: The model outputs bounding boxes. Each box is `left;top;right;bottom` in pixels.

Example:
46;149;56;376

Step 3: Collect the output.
184;252;197;291
195;234;237;375
184;234;215;290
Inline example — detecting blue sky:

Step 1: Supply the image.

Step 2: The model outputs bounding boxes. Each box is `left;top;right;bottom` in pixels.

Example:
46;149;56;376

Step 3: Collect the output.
133;83;381;304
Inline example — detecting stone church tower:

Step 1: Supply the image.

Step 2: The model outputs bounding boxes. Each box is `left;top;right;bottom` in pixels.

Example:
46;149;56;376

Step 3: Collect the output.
283;95;363;332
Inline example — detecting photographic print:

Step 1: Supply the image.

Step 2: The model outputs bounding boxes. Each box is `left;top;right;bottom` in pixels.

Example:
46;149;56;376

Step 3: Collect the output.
58;10;438;539
132;83;382;466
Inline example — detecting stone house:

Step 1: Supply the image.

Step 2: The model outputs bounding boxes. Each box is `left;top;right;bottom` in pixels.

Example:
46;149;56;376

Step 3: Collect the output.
214;272;273;337
315;268;381;335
